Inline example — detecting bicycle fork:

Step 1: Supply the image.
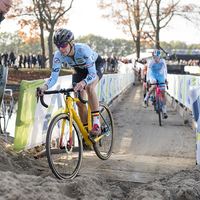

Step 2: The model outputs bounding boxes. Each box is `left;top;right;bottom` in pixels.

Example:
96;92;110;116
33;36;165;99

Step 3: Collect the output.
156;88;162;112
59;99;75;152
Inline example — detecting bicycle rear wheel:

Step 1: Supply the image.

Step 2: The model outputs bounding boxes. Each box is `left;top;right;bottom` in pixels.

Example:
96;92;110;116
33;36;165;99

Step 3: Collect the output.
46;113;83;179
93;101;115;160
157;95;162;126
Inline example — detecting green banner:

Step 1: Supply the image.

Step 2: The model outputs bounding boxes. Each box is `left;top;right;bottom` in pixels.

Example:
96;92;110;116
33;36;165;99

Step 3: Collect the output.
14;79;45;151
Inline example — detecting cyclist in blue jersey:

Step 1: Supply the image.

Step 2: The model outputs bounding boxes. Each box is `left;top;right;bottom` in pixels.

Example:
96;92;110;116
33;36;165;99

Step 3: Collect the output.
36;29;105;136
143;49;168;119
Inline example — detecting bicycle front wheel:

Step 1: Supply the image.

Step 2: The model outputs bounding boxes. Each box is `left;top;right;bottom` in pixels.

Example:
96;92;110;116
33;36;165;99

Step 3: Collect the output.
0;101;6;134
93;101;115;160
157;95;162;126
46;113;83;180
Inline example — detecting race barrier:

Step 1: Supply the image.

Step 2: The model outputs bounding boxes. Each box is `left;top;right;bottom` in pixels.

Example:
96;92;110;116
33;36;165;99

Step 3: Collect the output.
167;74;200;111
14;72;135;151
167;74;200;164
190;86;200;164
184;66;200;74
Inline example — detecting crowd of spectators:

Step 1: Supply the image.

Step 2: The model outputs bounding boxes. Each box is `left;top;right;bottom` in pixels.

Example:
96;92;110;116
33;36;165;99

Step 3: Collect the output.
172;59;200;66
0;50;43;69
1;50;199;71
165;55;200;67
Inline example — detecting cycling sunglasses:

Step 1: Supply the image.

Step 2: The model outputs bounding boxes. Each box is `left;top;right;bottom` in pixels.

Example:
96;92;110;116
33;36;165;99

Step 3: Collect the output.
56;43;69;49
153;56;160;59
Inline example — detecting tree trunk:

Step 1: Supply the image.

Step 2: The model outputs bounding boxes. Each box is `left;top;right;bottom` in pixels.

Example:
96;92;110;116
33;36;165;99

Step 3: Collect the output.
48;30;54;69
155;28;160;49
155;2;160;49
39;19;45;69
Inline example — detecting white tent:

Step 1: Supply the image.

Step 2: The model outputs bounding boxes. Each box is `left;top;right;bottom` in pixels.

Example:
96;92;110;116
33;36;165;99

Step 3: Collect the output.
126;51;152;60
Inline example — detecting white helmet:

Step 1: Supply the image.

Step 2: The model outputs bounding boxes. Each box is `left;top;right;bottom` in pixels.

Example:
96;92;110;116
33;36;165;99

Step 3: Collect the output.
152;49;161;57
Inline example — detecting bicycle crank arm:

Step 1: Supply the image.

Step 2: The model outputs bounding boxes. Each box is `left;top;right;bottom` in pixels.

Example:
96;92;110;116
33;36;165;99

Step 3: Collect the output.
88;135;96;144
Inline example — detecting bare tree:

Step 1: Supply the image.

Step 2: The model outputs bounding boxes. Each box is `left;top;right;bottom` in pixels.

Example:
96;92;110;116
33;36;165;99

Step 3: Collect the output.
98;0;150;58
144;0;181;49
8;0;75;68
37;0;74;68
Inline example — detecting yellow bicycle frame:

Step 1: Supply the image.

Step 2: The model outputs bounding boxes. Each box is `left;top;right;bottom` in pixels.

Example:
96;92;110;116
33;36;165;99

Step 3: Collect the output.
61;96;94;146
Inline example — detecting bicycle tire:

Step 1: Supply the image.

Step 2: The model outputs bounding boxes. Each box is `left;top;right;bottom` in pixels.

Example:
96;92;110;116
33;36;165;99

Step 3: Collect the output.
93;101;115;160
157;95;162;126
46;113;83;179
0;101;6;134
152;91;156;110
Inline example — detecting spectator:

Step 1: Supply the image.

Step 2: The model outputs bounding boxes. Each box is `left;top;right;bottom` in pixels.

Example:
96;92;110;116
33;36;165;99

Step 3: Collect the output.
9;50;16;68
27;53;31;68
37;52;42;69
107;56;111;71
175;55;180;64
23;54;27;68
111;57;115;72
2;51;8;66
32;54;37;68
28;53;33;68
114;55;118;71
18;53;23;68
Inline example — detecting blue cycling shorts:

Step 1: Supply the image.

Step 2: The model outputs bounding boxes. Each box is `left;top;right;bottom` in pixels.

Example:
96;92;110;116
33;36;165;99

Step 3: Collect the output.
150;74;165;90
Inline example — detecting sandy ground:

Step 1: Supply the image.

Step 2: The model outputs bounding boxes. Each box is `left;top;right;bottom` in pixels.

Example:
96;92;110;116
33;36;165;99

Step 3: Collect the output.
0;80;199;200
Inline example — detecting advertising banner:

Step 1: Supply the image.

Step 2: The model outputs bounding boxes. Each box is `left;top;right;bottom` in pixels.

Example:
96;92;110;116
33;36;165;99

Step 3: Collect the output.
190;86;200;164
14;73;135;151
167;74;198;111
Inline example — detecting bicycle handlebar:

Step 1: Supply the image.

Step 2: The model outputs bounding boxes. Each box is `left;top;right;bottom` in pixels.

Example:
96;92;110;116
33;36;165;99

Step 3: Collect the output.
150;82;165;86
37;85;87;108
147;82;169;90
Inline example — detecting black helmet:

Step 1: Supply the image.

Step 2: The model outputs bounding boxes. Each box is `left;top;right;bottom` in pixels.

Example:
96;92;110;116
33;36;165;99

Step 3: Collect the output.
53;29;74;45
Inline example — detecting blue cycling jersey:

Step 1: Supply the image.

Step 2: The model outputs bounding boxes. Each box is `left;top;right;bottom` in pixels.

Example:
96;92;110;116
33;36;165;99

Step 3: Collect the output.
45;43;99;89
147;58;167;82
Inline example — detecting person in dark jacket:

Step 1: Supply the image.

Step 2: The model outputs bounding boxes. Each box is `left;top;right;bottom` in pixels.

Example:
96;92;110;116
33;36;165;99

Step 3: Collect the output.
9;50;15;68
23;54;27;68
37;52;42;69
32;54;37;68
2;51;8;66
18;54;23;68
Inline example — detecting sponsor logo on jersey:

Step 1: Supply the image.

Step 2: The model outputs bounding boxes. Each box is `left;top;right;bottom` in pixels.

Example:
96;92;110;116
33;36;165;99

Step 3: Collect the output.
78;48;81;52
87;63;92;67
67;60;71;62
91;73;95;77
90;55;95;62
54;57;60;63
77;59;84;63
52;68;60;72
86;76;93;82
83;55;88;59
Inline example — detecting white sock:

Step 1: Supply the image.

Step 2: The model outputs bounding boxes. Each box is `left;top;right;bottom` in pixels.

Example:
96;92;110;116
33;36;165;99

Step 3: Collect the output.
163;105;166;113
92;112;100;127
144;93;149;101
